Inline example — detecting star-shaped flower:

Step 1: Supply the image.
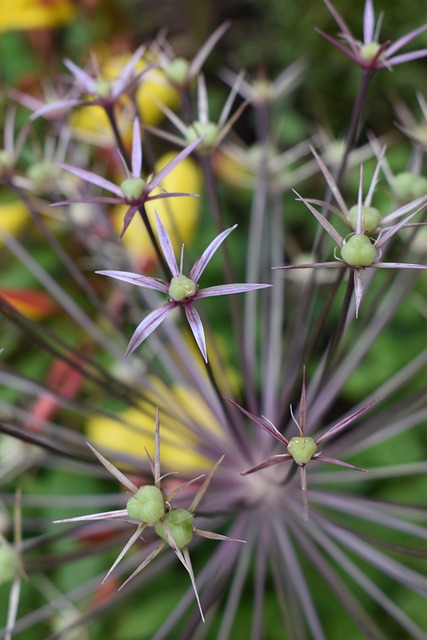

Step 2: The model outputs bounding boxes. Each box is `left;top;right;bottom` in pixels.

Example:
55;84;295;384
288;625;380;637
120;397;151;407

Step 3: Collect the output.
53;118;202;237
318;0;427;71
54;409;243;621
228;370;377;519
275;158;427;317
98;213;271;361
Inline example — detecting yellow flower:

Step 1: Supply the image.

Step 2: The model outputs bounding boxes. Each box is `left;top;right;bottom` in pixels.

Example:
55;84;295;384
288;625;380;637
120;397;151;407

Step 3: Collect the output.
0;198;30;240
0;0;76;32
86;383;222;473
113;151;202;268
69;104;132;149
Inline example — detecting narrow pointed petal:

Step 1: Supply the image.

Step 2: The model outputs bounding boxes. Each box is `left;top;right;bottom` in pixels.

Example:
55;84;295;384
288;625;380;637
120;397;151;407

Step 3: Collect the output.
315;398;378;446
54;509;129;523
120;205;141;239
375;202;427;248
189;21;231;78
125;303;175;358
273;262;346;270
103;524;146;583
181;546;205;622
189;225;237;282
226;398;289;446
299;367;307;434
113;44;146;97
184;304;208;362
353;268;364;318
64;59;97;93
322;0;358;54
194;529;246;543
86;442;139;492
363;0;375;44
196;282;271;298
315;29;361;64
370;262;427;270
118;541;167;591
96;270;168;293
299;465;309;520
51;197;123;208
154;407;161;486
293;190;344;246
309;146;349;217
313;455;367;472
147;136;203;190
29;99;81;121
155;213;179;276
60;163;123;196
387;48;427;66
241;454;293;475
386;23;427;57
131;118;142;177
189;456;224;513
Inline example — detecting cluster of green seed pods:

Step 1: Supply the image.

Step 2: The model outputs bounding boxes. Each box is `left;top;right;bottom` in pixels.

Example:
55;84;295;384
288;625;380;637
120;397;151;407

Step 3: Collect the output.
126;485;194;549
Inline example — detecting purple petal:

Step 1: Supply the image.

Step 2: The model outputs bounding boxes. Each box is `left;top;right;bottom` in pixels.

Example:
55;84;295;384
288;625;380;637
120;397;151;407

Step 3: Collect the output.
147;191;199;202
315;30;361;65
30;99;82;121
147;136;204;191
64;59;97;93
196;282;271;298
226;397;289;446
322;0;358;54
353;268;364;319
294;190;344;246
370;262;427;270
313;455;367;472
131;118;142;177
387;48;427;66
189;225;237;283
363;0;375;44
273;262;346;270
51;197;122;207
61;163;123;197
155;213;179;277
96;270;168;293
309;147;349;217
189;21;231;78
120;205;140;239
386;23;427;57
184;304;208;362
112;43;146;97
315;397;378;446
375;202;427;248
125;303;175;358
241;455;293;475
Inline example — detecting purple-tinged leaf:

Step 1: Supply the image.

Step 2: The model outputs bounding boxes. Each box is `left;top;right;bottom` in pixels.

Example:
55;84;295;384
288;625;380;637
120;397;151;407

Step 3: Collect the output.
60;163;123;196
125;303;174;358
184;304;208;362
196;282;271;298
96;270;168;293
155;213;179;277
190;225;237;282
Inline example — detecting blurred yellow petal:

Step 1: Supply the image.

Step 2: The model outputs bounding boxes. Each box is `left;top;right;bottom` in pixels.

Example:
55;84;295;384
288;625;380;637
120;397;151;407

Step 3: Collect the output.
86;385;220;473
0;0;76;32
69;105;131;148
136;68;180;126
0;198;30;240
114;152;202;267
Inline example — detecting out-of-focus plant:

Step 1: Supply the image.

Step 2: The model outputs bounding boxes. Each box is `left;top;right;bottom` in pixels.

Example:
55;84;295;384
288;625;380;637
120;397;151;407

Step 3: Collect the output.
1;2;427;639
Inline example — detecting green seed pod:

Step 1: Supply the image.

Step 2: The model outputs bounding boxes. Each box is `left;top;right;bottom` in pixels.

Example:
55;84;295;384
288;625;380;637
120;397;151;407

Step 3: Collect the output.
392;172;427;201
0;544;17;585
155;509;194;548
287;436;318;465
127;485;165;525
360;42;381;62
168;275;197;302
120;177;146;201
341;234;377;267
348;205;382;233
186;121;219;150
0;150;13;173
164;57;189;85
94;80;111;99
